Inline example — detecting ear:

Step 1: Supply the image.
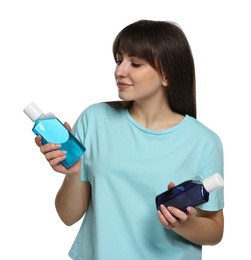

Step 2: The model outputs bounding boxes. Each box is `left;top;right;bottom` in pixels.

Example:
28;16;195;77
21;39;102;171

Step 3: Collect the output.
162;75;168;87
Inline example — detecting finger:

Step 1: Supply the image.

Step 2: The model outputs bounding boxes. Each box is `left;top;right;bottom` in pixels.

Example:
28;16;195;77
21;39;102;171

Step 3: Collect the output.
49;157;69;174
44;150;66;162
159;204;178;226
35;135;42;147
167;182;175;190
48;154;66;168
157;210;174;229
167;206;188;223
52;163;68;174
64;121;72;131
40;143;61;154
186;206;197;216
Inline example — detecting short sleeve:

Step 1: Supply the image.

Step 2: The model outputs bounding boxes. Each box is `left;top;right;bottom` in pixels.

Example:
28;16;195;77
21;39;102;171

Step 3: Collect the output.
72;108;89;182
198;134;224;211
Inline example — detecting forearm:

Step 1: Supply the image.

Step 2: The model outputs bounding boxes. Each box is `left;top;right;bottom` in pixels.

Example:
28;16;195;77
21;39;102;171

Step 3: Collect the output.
173;209;224;245
55;173;90;226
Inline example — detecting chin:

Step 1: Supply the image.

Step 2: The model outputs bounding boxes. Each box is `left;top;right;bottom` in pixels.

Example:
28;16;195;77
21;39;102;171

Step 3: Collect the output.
118;93;133;101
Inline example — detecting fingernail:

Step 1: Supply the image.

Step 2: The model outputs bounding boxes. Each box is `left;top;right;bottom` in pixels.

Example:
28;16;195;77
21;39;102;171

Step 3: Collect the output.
160;204;166;210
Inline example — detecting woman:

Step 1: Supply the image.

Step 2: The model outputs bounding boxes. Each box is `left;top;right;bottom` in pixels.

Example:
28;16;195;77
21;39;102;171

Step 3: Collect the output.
36;20;224;259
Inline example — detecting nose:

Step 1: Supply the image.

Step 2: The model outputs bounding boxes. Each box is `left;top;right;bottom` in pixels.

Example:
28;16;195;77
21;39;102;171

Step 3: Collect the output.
115;61;128;78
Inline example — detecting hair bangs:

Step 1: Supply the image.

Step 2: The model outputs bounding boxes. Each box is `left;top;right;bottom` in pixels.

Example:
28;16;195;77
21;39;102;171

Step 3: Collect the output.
113;26;157;68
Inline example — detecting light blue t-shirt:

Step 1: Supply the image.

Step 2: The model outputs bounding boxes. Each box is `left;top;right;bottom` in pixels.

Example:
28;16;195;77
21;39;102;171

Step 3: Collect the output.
69;103;224;260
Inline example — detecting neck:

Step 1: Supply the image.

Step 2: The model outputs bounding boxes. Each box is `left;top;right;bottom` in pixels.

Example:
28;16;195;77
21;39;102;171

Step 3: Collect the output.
129;101;184;130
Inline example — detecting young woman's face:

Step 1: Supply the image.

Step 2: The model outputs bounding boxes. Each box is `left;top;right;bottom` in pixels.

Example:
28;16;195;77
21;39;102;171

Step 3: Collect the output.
114;53;168;102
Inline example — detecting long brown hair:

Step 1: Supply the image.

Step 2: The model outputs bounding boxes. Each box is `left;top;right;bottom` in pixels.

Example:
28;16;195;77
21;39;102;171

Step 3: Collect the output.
108;19;196;118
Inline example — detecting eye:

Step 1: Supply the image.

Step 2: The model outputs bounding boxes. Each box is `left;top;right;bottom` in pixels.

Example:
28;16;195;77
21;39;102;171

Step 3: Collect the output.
130;57;144;68
115;53;123;65
115;59;122;65
131;62;141;68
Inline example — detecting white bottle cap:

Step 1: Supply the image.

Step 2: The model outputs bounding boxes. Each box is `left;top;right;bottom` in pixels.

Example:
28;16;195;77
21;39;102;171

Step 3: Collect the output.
23;102;43;122
202;173;224;193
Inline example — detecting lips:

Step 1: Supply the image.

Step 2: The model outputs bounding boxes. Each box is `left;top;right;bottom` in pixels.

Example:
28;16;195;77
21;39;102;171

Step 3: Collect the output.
117;81;132;90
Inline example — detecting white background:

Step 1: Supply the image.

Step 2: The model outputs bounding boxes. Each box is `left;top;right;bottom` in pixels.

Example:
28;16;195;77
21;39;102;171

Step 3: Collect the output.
0;0;250;259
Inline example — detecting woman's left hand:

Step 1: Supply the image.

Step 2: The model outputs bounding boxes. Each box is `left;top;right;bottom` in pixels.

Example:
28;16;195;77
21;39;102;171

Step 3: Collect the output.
157;204;196;229
157;182;197;229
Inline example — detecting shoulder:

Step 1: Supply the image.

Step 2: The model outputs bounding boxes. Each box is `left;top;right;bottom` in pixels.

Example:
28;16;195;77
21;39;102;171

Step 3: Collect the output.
76;102;124;125
185;115;222;144
83;102;109;112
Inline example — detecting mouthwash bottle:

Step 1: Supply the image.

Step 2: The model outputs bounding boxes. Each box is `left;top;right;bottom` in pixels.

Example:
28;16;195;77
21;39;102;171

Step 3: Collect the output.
155;173;224;212
23;102;85;168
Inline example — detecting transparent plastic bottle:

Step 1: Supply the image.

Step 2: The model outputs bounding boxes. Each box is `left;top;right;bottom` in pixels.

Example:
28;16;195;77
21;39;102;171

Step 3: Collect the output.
155;173;224;212
23;102;85;168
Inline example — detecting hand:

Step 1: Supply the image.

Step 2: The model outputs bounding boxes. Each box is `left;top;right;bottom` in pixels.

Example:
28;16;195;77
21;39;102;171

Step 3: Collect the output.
34;122;81;175
157;182;197;229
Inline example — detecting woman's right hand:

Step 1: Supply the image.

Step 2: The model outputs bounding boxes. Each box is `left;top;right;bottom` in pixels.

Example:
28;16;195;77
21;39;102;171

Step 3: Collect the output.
34;122;81;176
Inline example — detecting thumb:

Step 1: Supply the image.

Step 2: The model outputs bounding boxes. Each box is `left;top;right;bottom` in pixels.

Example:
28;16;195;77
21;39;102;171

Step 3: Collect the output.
64;121;72;132
167;182;175;190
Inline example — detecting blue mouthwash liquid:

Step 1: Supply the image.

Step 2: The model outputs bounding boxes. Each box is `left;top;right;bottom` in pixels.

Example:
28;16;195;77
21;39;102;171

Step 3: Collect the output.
24;102;85;169
33;117;85;168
